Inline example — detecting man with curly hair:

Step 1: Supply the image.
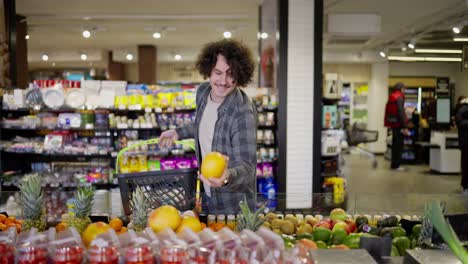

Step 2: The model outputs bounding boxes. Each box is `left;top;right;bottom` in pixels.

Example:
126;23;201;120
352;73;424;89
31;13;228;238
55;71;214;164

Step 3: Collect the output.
159;39;257;213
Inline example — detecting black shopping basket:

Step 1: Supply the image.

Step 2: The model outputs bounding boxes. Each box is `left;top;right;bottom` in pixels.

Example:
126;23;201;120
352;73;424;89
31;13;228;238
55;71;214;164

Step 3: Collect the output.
115;139;199;216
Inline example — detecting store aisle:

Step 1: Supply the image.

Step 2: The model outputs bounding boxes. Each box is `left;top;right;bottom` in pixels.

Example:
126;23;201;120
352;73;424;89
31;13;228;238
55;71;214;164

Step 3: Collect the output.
342;154;467;214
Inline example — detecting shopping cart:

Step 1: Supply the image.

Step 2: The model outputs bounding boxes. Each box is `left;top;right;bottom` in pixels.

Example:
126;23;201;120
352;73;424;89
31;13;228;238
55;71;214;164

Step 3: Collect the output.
115;138;199;216
344;122;379;168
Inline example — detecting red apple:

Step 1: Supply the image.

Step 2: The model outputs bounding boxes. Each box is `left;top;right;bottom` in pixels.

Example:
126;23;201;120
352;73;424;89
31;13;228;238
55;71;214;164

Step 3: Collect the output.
313;220;331;230
344;219;357;234
330;208;347;221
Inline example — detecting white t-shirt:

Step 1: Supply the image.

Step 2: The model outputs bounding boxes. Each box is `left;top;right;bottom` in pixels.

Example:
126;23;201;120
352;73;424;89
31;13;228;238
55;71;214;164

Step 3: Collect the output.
198;92;221;196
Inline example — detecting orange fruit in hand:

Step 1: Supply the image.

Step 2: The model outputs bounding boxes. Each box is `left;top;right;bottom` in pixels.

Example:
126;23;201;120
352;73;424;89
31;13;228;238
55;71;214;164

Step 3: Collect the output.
4;217;15;225
109;218;123;232
201;152;226;178
0;214;6;223
0;223;6;230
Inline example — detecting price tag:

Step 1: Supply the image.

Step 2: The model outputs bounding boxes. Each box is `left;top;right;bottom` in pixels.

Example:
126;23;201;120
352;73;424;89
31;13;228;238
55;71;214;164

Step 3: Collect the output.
118;104;126;110
155;107;162;113
145;107;152;113
117;123;128;129
167;107;174;112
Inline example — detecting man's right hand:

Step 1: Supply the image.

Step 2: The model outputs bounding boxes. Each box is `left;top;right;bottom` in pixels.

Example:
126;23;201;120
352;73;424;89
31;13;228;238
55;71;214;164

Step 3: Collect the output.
159;130;179;148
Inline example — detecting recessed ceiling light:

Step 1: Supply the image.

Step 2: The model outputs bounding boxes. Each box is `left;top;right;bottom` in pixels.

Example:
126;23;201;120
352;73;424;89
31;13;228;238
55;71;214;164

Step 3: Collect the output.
80;53;88;60
379;50;386;58
153;32;161;39
82;30;91;38
415;49;462;54
223;31;232;39
25;34;30;40
126;53;134;61
261;32;268;39
452;26;461;34
387;56;461;62
407;43;415;49
454;37;468;41
41;54;49;61
174;54;182;61
425;57;462;62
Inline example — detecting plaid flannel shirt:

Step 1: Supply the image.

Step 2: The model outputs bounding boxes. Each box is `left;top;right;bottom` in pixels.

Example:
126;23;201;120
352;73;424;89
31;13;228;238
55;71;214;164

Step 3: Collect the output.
175;82;257;213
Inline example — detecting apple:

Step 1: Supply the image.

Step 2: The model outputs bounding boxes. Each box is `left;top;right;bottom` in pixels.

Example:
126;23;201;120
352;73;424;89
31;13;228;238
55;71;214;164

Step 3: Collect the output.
305;215;319;227
332;221;348;232
313;220;331;230
331;219;344;229
330;208;347;221
344;219;357;234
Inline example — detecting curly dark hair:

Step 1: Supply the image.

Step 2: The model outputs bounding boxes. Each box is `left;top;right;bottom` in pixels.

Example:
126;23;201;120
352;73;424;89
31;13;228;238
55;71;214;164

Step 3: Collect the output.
195;39;255;87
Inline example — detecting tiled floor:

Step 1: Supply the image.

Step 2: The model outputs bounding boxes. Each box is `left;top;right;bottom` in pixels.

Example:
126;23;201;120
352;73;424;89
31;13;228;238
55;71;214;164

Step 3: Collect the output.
342;154;467;214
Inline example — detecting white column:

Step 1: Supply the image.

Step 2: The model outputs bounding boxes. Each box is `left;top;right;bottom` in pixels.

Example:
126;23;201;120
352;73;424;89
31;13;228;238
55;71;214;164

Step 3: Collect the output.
286;0;314;208
367;62;389;153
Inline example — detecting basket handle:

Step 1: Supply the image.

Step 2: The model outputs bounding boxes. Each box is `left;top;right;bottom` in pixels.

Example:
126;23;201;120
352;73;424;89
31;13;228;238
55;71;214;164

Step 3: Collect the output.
115;138;195;173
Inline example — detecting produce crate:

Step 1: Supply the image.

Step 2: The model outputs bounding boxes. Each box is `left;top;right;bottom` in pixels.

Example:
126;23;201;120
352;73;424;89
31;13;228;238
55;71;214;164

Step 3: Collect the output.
117;168;198;216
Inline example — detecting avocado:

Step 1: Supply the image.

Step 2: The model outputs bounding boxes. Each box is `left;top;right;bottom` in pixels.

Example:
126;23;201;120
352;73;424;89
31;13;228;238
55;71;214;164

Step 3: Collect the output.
377;216;399;228
355;216;368;227
380;227;394;237
391;245;400;256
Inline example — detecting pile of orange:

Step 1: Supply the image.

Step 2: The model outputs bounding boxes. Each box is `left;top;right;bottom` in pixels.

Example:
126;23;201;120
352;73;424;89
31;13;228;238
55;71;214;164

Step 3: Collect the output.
0;214;22;233
109;218;127;234
209;222;225;232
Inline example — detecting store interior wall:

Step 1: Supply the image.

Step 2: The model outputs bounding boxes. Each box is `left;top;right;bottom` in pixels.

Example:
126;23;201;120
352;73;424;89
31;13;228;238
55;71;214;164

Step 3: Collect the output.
323;64;370;83
286;0;314;208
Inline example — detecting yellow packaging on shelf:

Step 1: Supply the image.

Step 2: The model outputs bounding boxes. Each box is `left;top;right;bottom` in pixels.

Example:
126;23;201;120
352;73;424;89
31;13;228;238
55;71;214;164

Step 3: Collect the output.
183;90;196;109
157;92;173;109
142;95;154;109
324;177;345;204
114;95;129;108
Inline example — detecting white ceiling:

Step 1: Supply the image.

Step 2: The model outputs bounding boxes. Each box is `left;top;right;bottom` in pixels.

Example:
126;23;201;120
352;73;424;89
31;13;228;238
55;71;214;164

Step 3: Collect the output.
18;0;468;69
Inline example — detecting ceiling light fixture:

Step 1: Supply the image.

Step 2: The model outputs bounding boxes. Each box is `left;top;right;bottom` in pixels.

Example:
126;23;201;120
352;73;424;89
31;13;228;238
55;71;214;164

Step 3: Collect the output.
261;32;268;39
415;49;462;54
126;53;134;61
454;37;468;41
425;57;462;62
41;54;49;61
452;25;461;34
400;43;407;52
407;42;415;49
223;31;232;39
153;32;161;39
82;30;91;38
25;34;30;40
80;53;88;60
387;56;461;62
174;54;182;61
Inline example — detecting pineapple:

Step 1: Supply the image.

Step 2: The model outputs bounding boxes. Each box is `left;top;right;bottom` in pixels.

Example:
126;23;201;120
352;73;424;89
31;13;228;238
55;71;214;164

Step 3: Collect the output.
19;175;47;231
68;186;94;234
128;187;150;232
236;197;265;232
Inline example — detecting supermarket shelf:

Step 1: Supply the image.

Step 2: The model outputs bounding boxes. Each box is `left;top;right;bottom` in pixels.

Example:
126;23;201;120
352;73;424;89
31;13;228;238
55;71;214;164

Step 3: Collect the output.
257;143;277;148
1;150;112;160
1;126;160;132
321;172;339;177
1;107;195;114
258;125;276;129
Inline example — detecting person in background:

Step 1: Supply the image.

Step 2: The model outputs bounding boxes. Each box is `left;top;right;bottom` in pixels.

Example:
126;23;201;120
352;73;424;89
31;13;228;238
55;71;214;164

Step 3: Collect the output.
158;39;257;213
455;97;468;195
384;82;410;171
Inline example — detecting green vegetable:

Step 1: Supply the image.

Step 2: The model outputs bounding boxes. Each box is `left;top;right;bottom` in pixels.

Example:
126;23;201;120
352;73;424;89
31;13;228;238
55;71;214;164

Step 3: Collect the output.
425;201;468;263
296;233;314;241
412;224;422;237
411;238;417;249
377;216;398;228
391;245;400;256
343;233;361;249
355;216;368;227
313;227;332;243
392;236;411;256
391;226;407;238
